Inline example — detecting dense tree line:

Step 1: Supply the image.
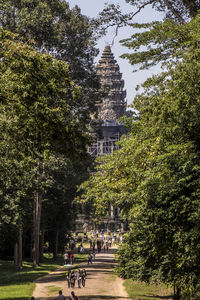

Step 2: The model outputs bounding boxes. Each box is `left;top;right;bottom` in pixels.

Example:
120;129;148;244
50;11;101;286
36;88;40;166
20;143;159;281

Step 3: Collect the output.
0;1;99;267
80;1;200;298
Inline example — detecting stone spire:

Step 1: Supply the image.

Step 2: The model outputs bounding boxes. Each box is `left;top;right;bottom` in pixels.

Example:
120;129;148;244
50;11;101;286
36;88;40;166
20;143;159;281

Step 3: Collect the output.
96;45;127;121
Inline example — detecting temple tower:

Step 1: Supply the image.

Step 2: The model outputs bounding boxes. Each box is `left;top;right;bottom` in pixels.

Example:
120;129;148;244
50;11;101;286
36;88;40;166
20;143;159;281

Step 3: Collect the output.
88;45;127;157
76;46;128;233
96;45;127;121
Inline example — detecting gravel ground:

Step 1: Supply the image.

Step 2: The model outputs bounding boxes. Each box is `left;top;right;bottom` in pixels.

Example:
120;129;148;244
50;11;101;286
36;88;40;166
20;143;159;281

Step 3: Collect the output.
33;249;131;300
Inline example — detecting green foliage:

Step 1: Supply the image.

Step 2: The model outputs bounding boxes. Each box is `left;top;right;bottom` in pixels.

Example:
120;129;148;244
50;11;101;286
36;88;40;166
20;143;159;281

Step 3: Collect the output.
121;14;200;71
0;259;61;300
95;1;200;73
0;30;86;158
80;13;200;298
0;0;100;123
0;30;93;259
43;153;93;251
124;278;172;299
126;0;200;21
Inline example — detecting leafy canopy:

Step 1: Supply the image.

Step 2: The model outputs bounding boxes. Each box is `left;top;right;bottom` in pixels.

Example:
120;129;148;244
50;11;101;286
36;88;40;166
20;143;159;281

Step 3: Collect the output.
79;12;200;298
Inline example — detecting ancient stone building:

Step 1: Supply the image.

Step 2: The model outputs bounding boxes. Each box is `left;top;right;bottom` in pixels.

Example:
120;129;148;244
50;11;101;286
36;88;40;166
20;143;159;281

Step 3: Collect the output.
76;46;128;232
88;45;127;157
89;46;127;231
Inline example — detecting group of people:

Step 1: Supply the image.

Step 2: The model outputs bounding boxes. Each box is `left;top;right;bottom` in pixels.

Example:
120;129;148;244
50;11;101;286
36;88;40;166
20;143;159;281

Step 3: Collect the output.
66;269;87;288
64;252;74;265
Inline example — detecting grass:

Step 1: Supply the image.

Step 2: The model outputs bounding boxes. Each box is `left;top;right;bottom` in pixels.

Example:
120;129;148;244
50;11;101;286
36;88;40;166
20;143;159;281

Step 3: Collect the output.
74;253;88;263
0;257;62;300
0;252;88;300
124;279;173;300
47;285;61;294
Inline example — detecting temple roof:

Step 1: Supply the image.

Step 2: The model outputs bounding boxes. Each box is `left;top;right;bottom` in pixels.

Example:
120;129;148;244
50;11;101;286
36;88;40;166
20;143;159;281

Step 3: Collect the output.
96;45;127;121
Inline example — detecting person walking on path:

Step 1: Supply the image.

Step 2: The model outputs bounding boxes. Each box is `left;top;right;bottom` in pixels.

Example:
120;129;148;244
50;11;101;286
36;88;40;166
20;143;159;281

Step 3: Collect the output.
64;252;69;265
81;269;87;287
106;241;109;252
92;240;96;251
92;250;96;260
76;269;82;288
88;252;92;264
70;270;76;288
69;291;78;300
56;290;65;299
70;253;74;265
66;270;71;288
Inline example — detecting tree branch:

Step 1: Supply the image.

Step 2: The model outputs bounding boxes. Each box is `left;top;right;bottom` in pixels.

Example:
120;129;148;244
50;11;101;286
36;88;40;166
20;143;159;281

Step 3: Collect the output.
163;0;186;24
111;0;155;45
182;0;198;18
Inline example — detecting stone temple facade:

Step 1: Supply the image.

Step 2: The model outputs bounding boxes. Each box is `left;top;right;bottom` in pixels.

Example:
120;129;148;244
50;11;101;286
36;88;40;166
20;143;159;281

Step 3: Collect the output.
85;45;127;232
96;45;127;121
88;45;127;157
76;46;128;233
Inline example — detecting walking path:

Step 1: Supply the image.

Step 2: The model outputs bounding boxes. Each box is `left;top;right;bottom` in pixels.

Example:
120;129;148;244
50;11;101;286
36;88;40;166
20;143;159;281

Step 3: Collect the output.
33;250;131;300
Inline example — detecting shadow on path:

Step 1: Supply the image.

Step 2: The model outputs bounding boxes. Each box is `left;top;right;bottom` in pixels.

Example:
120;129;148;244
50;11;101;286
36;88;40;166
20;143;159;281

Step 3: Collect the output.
35;255;116;284
28;296;130;300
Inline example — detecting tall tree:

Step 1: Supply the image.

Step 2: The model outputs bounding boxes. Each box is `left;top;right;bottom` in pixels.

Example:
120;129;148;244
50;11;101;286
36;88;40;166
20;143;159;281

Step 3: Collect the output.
94;0;200;71
0;1;100;267
79;13;200;298
0;29;92;265
0;0;100;123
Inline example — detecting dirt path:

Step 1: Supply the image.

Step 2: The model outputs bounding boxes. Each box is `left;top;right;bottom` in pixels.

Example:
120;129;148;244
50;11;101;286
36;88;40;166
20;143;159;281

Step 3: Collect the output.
33;250;131;300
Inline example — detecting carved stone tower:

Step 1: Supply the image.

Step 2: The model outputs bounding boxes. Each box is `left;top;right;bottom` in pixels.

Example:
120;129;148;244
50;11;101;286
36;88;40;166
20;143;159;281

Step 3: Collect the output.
96;45;127;121
88;45;127;157
76;46;127;233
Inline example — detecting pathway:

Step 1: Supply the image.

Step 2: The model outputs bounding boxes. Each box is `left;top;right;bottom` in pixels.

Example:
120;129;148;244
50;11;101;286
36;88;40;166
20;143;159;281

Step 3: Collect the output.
33;250;131;300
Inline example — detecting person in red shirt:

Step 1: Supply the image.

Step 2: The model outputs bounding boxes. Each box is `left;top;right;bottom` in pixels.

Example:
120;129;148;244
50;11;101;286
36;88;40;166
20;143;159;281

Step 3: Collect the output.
70;253;74;265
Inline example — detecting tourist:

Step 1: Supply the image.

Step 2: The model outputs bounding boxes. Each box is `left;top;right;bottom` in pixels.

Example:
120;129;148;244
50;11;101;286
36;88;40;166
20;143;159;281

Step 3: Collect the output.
70;270;76;288
76;269;82;288
66;270;71;288
92;240;96;251
56;290;65;300
92;249;96;260
80;244;84;254
64;252;69;264
106;241;109;252
69;291;78;300
81;269;87;287
70;253;74;265
88;252;92;264
97;239;101;253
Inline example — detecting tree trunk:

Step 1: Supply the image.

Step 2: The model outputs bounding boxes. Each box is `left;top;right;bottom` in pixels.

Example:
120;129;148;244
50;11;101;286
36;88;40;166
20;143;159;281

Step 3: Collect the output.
14;242;18;268
53;230;59;261
39;228;45;262
174;285;181;299
30;230;33;260
33;190;42;266
33;161;43;267
14;227;23;269
18;227;23;269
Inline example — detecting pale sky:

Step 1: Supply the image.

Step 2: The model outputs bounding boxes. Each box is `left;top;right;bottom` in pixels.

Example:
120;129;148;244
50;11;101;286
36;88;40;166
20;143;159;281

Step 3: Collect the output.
69;0;163;105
